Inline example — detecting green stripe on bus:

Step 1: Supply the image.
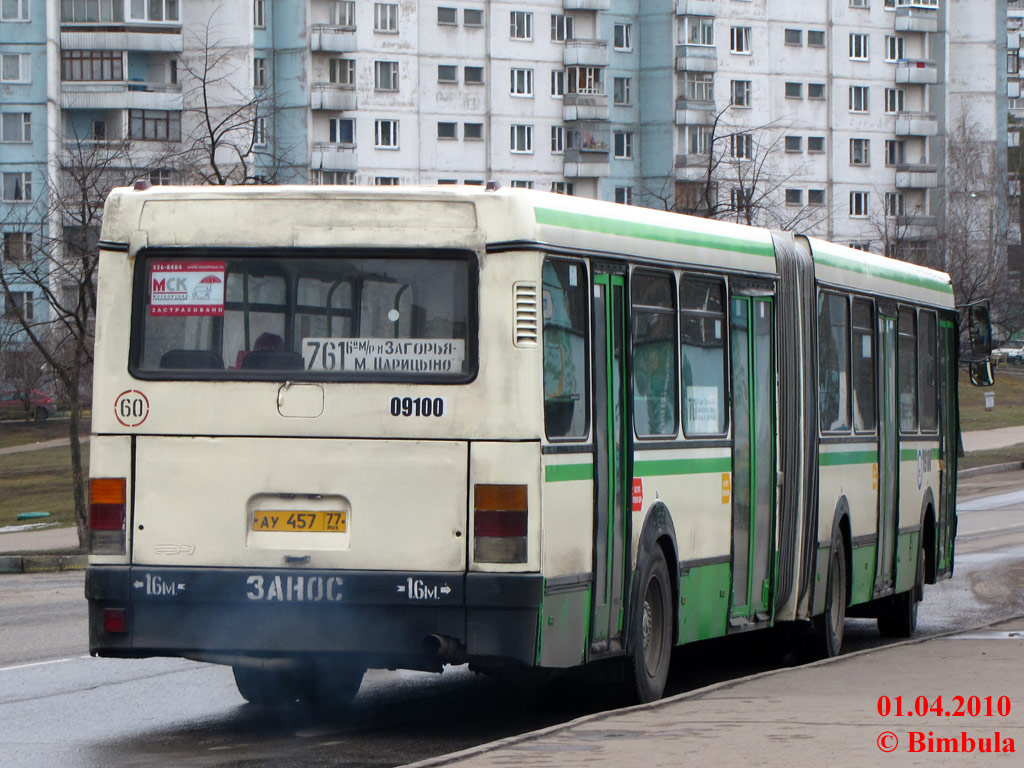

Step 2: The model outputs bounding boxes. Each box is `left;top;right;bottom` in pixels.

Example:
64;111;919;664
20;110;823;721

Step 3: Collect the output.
534;207;776;259
812;245;954;295
633;456;732;476
819;450;878;466
900;447;941;461
939;320;956;329
544;463;594;483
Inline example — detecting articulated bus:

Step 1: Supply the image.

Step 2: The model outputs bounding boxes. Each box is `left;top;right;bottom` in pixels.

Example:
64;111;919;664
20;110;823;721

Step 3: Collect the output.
86;185;991;704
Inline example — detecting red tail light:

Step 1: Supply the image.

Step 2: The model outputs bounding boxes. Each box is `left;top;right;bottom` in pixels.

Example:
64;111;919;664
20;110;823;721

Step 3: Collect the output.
473;484;528;563
103;608;127;634
90;478;127;554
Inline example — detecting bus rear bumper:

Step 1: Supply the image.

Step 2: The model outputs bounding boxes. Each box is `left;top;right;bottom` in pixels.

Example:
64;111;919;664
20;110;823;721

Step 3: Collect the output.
86;566;542;670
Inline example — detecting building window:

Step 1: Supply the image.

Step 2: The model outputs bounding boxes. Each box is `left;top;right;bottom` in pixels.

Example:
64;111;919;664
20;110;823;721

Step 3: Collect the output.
850;138;870;165
1009;51;1020;75
731;133;753;159
253;0;265;28
614;131;633;159
375;119;398;148
61;0;119;22
687;125;712;155
5;290;33;322
1;112;31;143
551;70;564;97
785;188;803;206
849;85;869;112
551;13;573;42
551;125;564;153
464;8;483;26
731;79;752;107
683;16;714;46
731;187;751;215
510;124;533;153
330;58;355;86
884;139;905;166
127;0;179;22
784;135;802;152
330;0;355;27
128;109;181;141
551;182;574;195
253;117;267;146
437;6;457;25
375;176;399;185
374;2;398;32
808;189;826;206
683;72;713;101
885;192;905;217
61;50;123;81
329;117;354;144
1;53;29;82
316;170;355;185
254;57;266;88
850;191;869;217
613;76;632;105
437;121;457;139
436;65;459;84
785;82;803;99
808;82;826;100
510;11;532;40
510;67;533;96
464;122;483;140
884;87;904;114
148;168;177;185
374;61;399;91
464;66;484;84
850;0;869;7
2;171;31;201
808;30;825;47
3;232;31;262
808;136;825;152
849;33;869;61
91;119;106;140
614;23;632;51
1;0;30;21
511;180;534;189
784;28;802;46
615;186;633;205
730;26;751;54
567;66;602;95
885;35;905;62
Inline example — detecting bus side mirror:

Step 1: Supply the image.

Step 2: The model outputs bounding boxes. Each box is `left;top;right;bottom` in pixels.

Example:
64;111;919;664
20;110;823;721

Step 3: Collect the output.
969;361;994;388
967;304;993;358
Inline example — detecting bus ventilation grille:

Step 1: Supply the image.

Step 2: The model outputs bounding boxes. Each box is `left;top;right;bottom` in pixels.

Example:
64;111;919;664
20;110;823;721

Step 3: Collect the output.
514;282;539;348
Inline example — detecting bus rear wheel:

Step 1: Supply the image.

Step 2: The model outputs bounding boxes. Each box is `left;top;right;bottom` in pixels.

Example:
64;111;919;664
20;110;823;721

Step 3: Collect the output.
232;662;310;706
310;663;365;710
624;547;672;703
808;530;847;659
878;545;923;638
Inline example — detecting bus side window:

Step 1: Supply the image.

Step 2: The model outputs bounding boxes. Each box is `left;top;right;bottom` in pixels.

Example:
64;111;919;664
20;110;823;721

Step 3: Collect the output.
851;298;876;433
818;292;851;432
919;310;938;432
631;271;678;438
542;259;588;439
898;308;919;433
680;277;727;436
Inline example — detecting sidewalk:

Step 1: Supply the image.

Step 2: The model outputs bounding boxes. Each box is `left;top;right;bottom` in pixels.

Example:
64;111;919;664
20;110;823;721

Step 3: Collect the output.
412;617;1024;767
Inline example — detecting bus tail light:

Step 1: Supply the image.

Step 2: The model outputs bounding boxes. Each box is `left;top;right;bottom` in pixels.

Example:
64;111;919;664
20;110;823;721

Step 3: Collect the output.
103;608;127;634
90;478;127;555
473;484;527;563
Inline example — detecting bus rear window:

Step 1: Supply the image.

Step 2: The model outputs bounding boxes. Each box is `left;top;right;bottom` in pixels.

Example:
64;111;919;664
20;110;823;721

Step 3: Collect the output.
132;252;474;381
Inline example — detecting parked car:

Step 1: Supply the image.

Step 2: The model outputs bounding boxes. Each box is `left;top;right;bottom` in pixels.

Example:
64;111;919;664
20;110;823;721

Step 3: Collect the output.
992;339;1024;366
0;390;53;421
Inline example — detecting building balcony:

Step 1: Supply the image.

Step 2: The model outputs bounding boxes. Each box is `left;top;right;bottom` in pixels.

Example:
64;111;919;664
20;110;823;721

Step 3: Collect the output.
563;94;609;121
310;25;357;53
310;84;358;111
895;60;937;85
675;97;715;125
563;0;610;10
676;0;718;15
1009;130;1021;148
60;81;182;111
563;39;609;67
894;7;938;33
60;29;183;52
895;163;938;188
675;45;717;73
564;158;610;178
312;143;358;171
895;111;938;136
675;155;711;182
895;214;938;238
1011;79;1022;99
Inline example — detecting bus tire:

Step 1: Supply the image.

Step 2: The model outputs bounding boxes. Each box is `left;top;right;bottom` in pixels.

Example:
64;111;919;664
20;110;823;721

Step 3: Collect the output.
811;530;847;659
232;664;308;706
878;545;923;638
311;663;365;710
624;547;672;703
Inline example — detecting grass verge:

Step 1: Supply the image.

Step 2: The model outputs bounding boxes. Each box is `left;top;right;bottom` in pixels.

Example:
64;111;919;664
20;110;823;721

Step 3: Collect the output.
0;417;90;451
0;443;87;529
959;368;1024;431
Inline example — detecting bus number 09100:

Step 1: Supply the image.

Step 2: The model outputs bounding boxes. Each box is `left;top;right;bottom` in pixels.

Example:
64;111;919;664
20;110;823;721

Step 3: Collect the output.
390;396;446;418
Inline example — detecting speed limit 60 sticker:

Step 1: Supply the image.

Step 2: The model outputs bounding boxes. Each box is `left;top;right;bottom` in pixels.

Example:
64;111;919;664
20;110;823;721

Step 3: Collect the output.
115;390;150;427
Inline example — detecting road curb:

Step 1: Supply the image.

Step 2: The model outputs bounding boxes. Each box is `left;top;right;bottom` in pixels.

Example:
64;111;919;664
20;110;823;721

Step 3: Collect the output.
958;460;1024;478
0;554;87;574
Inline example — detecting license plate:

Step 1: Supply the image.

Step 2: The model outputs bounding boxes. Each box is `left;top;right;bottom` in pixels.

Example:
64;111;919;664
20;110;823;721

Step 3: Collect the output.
251;511;347;532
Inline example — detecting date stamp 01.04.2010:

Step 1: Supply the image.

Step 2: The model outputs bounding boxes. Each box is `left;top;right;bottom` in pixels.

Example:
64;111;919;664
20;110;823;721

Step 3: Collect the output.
875;696;1016;755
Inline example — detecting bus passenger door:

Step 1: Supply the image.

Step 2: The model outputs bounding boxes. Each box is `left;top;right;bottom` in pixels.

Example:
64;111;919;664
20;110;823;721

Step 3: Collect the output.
875;311;898;595
936;318;958;577
590;271;629;653
729;294;776;624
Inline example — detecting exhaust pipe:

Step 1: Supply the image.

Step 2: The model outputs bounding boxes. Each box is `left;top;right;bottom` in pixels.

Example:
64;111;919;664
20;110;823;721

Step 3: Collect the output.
423;634;466;664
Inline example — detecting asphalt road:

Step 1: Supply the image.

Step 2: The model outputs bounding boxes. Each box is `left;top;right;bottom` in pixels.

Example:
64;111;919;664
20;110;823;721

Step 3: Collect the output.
1;480;1022;768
